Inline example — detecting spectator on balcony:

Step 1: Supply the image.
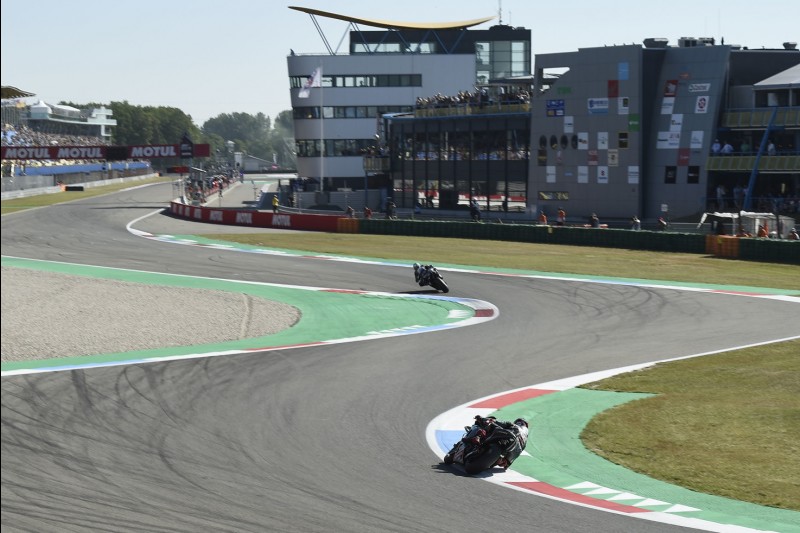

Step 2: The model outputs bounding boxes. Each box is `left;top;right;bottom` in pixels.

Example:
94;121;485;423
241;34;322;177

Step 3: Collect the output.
767;140;777;156
739;139;751;154
716;184;727;210
711;139;721;154
733;183;746;210
721;141;734;154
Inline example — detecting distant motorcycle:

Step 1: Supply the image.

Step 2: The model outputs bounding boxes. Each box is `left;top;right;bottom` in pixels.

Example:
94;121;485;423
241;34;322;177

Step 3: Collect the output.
413;263;449;293
443;416;518;475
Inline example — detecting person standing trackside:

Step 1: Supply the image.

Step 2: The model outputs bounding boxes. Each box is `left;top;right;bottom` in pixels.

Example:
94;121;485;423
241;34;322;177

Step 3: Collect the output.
631;215;641;231
538;210;548;225
272;194;280;213
556;207;566;226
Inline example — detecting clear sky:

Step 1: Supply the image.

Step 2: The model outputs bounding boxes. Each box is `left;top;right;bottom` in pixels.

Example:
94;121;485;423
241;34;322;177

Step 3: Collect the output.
2;0;798;126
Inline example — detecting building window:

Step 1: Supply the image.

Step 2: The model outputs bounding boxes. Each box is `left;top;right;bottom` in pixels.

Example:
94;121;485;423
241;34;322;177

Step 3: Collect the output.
292;74;421;89
664;166;677;184
687;166;700;184
539;135;547;149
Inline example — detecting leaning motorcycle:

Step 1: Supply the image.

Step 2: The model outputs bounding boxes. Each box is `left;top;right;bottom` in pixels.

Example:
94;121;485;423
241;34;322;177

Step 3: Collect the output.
443;418;516;475
418;265;449;293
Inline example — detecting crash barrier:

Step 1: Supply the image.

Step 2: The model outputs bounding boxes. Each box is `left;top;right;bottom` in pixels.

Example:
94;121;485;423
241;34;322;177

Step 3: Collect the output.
168;202;799;265
169;201;341;232
337;217;359;233
360;220;799;265
705;235;739;258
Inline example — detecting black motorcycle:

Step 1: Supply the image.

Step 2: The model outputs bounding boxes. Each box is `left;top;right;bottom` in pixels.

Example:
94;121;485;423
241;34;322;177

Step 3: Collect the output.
443;417;516;475
416;264;449;293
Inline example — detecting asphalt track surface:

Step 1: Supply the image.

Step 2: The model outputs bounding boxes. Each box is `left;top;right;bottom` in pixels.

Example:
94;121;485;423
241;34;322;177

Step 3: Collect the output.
2;182;799;533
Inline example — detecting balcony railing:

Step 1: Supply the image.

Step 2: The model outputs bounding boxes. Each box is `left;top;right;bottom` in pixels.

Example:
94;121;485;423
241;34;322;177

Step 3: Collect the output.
721;107;799;129
414;102;530;118
363;155;390;173
706;154;800;171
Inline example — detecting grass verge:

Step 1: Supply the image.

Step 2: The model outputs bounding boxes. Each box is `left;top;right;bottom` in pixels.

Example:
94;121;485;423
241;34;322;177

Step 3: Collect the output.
1;175;172;214
580;342;800;510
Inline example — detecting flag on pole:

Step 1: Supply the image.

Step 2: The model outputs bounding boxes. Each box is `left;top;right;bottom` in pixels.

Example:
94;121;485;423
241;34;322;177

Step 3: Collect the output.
298;67;322;98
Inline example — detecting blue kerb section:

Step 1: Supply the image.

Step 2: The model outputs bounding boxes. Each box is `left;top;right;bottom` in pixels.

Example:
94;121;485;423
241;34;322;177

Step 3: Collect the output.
436;430;465;453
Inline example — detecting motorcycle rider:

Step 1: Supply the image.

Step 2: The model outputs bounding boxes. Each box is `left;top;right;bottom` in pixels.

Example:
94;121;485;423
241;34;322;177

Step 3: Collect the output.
494;418;529;470
413;262;433;286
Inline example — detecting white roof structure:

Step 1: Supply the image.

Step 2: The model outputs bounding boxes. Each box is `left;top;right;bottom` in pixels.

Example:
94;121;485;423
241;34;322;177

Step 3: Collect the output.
754;63;800;89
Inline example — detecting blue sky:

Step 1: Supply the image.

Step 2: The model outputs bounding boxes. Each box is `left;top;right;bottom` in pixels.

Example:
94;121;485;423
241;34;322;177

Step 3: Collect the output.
2;0;797;126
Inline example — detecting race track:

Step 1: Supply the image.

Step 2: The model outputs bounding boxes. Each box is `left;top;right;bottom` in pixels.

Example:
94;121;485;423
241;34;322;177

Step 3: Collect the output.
2;182;797;533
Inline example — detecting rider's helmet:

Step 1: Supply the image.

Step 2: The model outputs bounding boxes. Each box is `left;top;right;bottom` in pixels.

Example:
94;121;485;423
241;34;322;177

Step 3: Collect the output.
413;262;420;271
514;418;528;428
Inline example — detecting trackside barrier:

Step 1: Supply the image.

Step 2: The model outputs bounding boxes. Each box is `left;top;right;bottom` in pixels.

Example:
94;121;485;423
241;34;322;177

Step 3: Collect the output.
169;201;341;232
337;218;360;233
359;220;798;265
168;202;799;265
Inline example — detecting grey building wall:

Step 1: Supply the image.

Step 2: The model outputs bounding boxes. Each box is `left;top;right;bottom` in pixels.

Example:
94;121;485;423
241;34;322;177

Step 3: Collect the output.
642;45;731;221
530;45;646;222
530;44;741;221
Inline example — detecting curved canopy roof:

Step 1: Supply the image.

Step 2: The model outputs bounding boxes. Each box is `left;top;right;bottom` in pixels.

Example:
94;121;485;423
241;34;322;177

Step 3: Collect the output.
1;86;35;99
289;6;493;30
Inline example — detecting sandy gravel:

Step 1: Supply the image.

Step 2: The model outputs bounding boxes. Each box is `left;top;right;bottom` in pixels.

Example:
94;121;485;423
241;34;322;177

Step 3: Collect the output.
1;267;300;362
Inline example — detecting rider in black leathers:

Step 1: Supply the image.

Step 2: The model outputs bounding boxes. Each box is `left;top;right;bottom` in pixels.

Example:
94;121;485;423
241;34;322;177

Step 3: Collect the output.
413;262;433;286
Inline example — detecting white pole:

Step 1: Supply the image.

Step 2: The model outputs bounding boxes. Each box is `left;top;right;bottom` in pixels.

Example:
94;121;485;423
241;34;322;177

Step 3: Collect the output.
320;63;325;192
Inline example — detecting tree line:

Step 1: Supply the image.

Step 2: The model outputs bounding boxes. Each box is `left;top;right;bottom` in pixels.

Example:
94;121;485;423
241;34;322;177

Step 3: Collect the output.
62;101;296;171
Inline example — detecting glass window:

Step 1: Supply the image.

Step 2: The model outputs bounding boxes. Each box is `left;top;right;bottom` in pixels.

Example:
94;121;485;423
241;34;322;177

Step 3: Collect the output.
688;166;700;184
664;166;677;184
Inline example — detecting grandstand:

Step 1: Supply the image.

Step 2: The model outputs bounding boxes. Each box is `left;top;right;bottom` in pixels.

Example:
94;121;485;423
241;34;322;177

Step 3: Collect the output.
1;86;152;191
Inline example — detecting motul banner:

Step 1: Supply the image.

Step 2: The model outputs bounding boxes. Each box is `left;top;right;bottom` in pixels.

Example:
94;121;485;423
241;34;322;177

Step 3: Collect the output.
1;144;210;160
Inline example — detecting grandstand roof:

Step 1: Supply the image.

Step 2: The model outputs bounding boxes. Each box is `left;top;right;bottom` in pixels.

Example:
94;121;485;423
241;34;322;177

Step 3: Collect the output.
1;86;35;99
288;6;494;30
